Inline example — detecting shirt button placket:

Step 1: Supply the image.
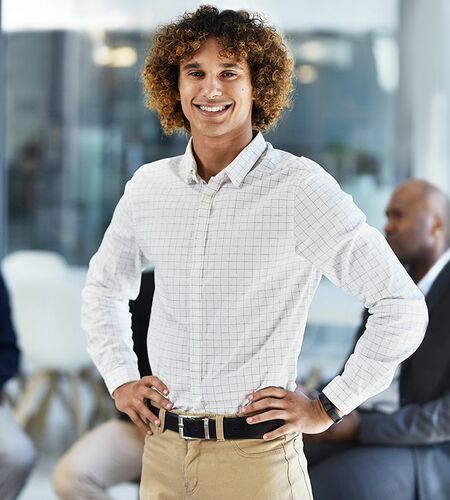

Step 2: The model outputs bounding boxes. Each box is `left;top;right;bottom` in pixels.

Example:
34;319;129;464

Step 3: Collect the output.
189;181;218;409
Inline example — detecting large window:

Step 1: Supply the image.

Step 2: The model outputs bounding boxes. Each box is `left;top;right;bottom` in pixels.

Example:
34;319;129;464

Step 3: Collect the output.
3;0;399;264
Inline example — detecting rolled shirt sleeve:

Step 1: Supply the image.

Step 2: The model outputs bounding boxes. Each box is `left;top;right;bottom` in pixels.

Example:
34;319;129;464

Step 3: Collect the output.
293;160;428;415
82;178;150;395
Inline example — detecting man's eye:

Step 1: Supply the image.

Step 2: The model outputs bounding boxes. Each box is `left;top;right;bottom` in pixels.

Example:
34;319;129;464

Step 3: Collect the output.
222;72;237;78
189;72;203;77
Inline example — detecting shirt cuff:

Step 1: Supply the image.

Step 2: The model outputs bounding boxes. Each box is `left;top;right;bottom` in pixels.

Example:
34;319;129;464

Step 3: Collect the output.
321;378;361;415
104;366;141;397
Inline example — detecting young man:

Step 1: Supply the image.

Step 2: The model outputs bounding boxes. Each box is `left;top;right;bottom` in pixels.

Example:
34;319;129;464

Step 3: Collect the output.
305;180;450;500
82;6;428;499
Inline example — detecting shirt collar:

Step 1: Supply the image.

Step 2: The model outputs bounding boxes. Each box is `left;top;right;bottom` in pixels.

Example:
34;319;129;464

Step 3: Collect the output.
417;247;450;296
181;132;267;188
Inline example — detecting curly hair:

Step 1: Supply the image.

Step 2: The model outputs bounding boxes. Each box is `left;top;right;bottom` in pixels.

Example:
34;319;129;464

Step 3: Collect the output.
142;5;294;135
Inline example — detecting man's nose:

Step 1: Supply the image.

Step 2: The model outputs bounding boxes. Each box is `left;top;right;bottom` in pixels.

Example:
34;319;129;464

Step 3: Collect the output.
384;219;395;236
202;76;222;100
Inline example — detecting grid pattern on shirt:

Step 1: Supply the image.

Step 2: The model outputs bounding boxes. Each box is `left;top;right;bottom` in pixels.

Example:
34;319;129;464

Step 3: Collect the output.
82;132;428;415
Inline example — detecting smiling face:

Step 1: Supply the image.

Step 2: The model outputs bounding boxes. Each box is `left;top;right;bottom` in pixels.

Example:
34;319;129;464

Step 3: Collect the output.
178;38;254;142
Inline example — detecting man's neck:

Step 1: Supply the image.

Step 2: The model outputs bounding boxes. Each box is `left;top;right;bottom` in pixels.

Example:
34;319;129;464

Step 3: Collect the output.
409;245;448;284
191;129;254;183
410;261;435;284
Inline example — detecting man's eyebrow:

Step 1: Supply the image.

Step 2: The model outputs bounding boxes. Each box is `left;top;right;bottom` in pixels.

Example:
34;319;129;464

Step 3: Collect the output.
386;206;403;215
181;62;244;71
181;62;201;71
221;62;244;69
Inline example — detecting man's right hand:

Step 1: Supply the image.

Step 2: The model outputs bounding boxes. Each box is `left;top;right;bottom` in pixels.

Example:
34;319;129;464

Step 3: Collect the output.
113;376;173;435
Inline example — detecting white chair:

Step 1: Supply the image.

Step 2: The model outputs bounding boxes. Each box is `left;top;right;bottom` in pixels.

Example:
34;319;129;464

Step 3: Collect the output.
2;251;110;441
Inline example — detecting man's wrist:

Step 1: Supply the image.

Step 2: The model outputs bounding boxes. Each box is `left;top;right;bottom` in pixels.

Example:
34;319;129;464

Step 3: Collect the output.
313;397;333;424
112;380;135;399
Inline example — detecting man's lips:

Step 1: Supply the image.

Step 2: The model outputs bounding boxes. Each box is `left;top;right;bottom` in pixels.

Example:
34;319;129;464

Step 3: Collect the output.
193;103;232;116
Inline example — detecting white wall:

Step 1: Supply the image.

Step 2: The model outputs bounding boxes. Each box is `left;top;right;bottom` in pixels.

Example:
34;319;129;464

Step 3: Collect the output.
396;0;450;195
3;0;398;33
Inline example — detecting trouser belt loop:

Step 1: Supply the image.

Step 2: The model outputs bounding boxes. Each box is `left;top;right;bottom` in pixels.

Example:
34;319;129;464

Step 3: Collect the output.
216;415;225;442
157;407;166;433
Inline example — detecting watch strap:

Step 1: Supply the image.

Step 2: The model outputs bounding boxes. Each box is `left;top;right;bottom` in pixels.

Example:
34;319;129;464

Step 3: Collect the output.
318;392;343;424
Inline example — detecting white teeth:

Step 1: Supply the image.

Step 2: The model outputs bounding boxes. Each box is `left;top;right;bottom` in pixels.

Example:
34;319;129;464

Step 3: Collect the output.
199;105;226;112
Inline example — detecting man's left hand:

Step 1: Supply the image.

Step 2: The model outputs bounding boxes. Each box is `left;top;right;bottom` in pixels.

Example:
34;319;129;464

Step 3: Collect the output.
239;386;335;441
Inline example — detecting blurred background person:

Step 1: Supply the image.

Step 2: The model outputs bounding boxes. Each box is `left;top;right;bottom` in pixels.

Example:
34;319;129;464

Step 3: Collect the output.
0;270;37;500
304;179;450;500
52;271;154;499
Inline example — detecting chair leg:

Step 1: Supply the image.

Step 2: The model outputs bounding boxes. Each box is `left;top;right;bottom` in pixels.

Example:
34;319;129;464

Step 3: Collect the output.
68;372;86;436
32;372;59;446
14;371;50;428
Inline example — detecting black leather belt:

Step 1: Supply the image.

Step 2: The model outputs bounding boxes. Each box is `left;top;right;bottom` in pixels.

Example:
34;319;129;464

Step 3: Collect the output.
147;401;283;440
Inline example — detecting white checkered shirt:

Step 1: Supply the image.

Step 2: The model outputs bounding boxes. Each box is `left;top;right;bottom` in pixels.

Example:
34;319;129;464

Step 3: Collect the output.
82;132;428;415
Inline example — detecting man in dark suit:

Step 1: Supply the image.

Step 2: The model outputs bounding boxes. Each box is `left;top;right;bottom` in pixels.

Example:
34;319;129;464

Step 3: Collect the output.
304;179;450;500
0;270;37;500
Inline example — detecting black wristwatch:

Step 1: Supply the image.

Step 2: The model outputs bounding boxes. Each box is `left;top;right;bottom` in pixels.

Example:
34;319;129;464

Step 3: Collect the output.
318;392;344;424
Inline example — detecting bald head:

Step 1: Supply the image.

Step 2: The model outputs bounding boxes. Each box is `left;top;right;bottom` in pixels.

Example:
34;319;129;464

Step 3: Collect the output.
385;179;450;274
419;181;450;245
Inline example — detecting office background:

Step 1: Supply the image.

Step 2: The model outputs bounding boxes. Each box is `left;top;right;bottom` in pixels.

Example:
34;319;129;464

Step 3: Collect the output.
2;0;449;263
0;1;449;498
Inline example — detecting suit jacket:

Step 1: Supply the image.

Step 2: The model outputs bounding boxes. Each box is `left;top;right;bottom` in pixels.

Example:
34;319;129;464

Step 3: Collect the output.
117;270;154;421
354;258;450;500
0;271;20;392
129;270;154;379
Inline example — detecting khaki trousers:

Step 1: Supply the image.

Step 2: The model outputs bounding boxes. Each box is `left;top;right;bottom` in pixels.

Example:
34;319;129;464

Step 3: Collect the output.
140;408;313;500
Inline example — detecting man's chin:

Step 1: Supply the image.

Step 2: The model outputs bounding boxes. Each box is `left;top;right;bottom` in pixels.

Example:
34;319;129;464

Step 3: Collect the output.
393;252;408;266
387;240;400;254
193;125;228;139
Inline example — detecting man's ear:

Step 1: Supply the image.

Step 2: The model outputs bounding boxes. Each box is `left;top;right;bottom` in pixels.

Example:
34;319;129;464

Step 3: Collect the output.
431;213;444;236
175;89;181;101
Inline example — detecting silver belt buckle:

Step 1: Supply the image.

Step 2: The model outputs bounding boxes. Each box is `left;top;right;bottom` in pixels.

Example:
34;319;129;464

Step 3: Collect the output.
178;415;211;440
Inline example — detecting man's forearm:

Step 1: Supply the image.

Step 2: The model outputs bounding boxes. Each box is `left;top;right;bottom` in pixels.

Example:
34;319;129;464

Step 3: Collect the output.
359;394;450;445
